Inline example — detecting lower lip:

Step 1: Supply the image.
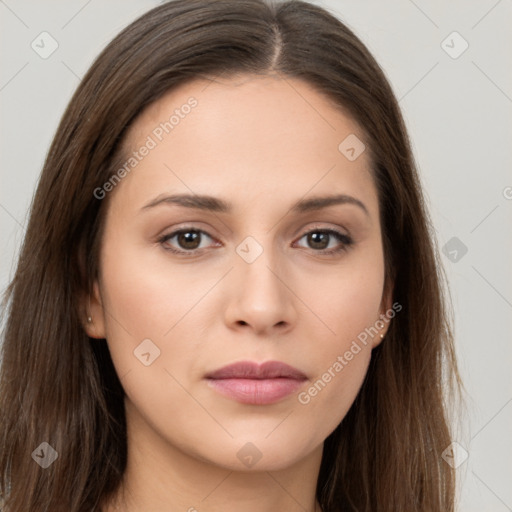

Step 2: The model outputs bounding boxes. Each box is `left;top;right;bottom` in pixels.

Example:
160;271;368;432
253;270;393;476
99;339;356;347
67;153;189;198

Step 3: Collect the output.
206;378;305;405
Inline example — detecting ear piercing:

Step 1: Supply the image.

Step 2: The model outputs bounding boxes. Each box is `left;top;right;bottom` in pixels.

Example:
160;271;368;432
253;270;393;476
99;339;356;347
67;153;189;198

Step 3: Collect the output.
87;295;93;323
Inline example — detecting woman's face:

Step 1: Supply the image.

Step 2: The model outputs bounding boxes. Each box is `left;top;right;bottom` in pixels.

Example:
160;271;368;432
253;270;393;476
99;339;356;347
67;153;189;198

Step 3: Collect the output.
88;73;391;472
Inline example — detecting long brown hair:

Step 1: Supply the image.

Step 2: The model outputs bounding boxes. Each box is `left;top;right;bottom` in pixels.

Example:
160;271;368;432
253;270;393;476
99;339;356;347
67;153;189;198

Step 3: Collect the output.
0;0;462;510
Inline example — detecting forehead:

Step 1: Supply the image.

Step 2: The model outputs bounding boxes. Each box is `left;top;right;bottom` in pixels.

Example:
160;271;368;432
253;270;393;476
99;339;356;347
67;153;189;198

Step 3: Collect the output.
126;73;364;155
113;74;378;219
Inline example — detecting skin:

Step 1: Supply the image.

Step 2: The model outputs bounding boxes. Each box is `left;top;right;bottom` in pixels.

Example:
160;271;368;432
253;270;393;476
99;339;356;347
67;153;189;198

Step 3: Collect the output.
84;73;392;512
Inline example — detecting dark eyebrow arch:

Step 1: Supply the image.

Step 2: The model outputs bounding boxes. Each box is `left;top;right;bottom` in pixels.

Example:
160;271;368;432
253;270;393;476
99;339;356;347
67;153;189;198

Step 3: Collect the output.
141;193;369;217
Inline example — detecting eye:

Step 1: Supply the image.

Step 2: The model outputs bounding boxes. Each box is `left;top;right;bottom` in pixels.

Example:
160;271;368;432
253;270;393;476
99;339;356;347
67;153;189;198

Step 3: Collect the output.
158;226;353;257
294;228;353;255
158;228;218;255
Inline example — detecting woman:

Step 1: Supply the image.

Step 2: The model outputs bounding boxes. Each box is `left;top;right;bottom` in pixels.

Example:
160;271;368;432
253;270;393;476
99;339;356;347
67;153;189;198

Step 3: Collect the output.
0;0;462;510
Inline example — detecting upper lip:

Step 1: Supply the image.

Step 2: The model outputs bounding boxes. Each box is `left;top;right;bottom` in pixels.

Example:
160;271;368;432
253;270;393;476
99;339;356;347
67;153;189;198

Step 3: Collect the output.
205;360;307;380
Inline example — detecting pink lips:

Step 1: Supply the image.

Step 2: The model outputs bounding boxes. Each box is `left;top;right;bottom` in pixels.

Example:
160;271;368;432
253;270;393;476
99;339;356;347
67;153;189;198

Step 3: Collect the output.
205;360;307;405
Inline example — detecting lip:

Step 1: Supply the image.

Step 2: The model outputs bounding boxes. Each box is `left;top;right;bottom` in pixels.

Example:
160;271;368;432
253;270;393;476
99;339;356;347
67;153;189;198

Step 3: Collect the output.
205;360;307;405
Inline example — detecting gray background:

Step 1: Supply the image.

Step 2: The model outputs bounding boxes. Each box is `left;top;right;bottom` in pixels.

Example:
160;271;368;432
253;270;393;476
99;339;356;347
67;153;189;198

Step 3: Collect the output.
1;1;511;510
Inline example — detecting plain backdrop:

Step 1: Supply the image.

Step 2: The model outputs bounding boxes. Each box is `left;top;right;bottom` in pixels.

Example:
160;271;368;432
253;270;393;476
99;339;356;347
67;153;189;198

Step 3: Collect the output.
1;1;511;510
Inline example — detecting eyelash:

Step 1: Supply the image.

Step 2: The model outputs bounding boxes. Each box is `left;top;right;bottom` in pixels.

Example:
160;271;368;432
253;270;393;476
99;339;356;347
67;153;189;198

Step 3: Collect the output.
157;226;354;257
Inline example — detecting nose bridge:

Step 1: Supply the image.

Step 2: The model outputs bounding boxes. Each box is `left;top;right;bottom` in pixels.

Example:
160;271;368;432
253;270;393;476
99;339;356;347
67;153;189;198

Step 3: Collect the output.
225;232;296;333
238;237;280;297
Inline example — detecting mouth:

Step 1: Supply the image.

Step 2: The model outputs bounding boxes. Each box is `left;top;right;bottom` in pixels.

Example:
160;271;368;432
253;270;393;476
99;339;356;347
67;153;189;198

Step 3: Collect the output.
204;360;308;405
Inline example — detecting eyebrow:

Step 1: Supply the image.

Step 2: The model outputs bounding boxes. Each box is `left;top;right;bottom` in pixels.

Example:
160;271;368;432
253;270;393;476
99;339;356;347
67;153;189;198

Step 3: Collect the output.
141;192;370;217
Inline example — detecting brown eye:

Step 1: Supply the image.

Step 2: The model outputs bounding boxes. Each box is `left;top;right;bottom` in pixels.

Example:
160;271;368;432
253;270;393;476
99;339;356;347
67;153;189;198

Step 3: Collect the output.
159;228;215;254
306;231;330;250
176;230;202;250
295;229;353;254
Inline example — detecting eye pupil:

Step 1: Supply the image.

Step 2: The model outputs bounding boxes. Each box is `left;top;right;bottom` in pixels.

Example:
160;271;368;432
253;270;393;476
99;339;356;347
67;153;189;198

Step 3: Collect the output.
178;230;201;249
308;231;329;249
163;228;348;256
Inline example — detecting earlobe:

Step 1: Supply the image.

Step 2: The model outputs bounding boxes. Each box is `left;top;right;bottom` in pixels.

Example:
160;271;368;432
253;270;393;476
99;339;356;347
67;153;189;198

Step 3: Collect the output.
86;294;93;324
372;329;386;349
81;281;106;339
373;278;394;348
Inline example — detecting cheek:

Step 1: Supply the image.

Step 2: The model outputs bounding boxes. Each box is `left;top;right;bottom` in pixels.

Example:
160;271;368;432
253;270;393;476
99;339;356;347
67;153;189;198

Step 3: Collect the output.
295;271;380;430
98;243;210;433
297;344;371;424
300;255;384;355
331;279;383;345
100;237;200;339
98;232;198;380
292;255;383;427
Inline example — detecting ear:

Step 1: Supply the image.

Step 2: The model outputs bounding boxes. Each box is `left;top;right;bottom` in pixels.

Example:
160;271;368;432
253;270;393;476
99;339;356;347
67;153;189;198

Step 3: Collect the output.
372;278;394;349
80;281;106;339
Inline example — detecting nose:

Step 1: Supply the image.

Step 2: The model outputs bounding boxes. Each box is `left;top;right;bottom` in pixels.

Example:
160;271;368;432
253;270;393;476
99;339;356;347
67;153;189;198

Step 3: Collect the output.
223;245;298;336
